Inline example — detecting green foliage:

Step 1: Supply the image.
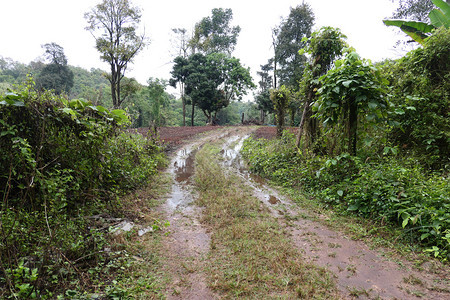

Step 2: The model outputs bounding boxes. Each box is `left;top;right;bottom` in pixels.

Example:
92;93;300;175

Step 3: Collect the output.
35;43;74;95
270;86;290;137
384;0;450;44
383;27;449;168
84;0;147;108
171;53;254;125
296;26;347;148
0;80;165;297
242;134;450;261
273;3;314;90
316;51;388;155
190;8;241;55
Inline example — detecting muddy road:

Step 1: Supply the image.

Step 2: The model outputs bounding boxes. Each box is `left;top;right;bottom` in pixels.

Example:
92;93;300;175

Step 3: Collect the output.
156;126;449;299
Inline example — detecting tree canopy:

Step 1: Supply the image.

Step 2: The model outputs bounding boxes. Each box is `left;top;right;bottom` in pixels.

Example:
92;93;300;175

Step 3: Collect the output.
84;0;147;108
272;3;314;90
171;53;254;125
36;43;74;95
190;8;241;55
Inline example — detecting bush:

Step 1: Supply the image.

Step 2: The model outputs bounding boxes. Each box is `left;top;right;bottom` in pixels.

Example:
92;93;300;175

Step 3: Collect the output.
242;134;450;261
383;28;450;169
0;80;165;298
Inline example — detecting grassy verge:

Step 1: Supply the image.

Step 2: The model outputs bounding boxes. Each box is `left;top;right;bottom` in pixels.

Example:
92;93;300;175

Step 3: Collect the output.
110;172;172;299
194;144;339;299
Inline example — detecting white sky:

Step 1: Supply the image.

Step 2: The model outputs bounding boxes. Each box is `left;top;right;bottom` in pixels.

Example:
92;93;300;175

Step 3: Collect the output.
0;0;404;98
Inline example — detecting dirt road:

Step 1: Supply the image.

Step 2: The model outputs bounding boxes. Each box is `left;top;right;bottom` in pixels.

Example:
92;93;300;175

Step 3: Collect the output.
156;126;449;299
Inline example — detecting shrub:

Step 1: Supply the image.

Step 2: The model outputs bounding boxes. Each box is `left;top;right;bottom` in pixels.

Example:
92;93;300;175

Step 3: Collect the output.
242;134;450;261
0;80;165;297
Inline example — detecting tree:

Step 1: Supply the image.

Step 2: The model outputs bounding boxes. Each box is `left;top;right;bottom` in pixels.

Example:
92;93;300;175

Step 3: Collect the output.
316;51;388;156
175;53;254;125
169;56;189;126
36;43;74;94
272;3;314;90
85;0;147;108
295;27;347;148
255;62;274;123
190;8;241;55
147;78;169;127
270;86;290;137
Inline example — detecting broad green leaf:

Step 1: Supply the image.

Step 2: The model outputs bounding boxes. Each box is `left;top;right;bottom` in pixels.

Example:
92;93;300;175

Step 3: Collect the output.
383;20;435;33
400;25;429;44
95;105;108;114
383;20;434;44
342;80;352;87
429;9;450;29
402;218;409;228
347;205;359;211
337;190;344;197
432;0;450;17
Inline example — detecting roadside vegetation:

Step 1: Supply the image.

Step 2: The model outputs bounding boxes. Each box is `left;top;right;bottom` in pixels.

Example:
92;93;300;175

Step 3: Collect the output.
242;27;449;262
194;143;339;299
0;79;166;298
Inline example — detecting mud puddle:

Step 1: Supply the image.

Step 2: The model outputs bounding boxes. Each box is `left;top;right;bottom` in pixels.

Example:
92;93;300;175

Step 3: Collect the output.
161;133;222;300
219;132;449;300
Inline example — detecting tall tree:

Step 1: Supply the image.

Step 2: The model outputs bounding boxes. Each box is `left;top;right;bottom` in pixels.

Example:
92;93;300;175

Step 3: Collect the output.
175;53;254;125
170;29;190;126
190;8;241;55
36;43;74;95
255;62;274;123
84;0;147;108
273;4;314;90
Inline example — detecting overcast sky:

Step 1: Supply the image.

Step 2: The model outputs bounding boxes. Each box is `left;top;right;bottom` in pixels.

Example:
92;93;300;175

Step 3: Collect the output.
0;0;405;97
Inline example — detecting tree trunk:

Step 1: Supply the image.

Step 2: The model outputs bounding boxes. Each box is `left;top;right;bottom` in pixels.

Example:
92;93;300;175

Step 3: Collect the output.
181;83;186;126
295;88;314;148
276;106;285;137
348;98;357;156
191;102;195;126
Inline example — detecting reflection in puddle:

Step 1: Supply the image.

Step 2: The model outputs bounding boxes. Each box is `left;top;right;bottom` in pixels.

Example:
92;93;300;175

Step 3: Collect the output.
167;146;198;209
174;148;197;183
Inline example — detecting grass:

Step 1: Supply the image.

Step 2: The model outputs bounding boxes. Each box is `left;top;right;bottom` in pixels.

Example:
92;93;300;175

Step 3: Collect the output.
193;144;340;299
111;172;172;299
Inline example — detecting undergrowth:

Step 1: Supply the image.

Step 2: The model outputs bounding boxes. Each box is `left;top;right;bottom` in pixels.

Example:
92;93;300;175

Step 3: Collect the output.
241;132;450;262
0;79;166;298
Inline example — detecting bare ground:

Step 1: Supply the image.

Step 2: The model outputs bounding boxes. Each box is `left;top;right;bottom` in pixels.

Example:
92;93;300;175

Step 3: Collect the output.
142;126;449;299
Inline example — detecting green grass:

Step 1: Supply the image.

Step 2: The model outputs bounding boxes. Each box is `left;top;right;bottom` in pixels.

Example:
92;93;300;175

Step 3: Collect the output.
194;144;339;299
112;172;172;299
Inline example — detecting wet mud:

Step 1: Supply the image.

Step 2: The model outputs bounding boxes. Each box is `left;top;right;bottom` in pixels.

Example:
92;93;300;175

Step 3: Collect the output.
162;135;217;299
156;127;448;300
218;130;449;300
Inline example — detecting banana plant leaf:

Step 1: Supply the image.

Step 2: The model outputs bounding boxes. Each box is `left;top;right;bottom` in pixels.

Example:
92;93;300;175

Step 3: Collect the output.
383;20;434;44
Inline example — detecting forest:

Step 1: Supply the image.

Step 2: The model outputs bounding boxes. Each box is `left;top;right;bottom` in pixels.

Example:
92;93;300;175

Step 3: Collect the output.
0;0;449;298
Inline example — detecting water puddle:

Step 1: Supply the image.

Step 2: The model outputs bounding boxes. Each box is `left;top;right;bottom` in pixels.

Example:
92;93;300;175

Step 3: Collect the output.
173;148;198;184
167;146;198;209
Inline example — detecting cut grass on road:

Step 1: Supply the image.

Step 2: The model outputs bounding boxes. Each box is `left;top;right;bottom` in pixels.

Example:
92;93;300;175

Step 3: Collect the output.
194;144;340;299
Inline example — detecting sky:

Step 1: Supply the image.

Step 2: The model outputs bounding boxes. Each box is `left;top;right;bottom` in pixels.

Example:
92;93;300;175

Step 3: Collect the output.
0;0;405;98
